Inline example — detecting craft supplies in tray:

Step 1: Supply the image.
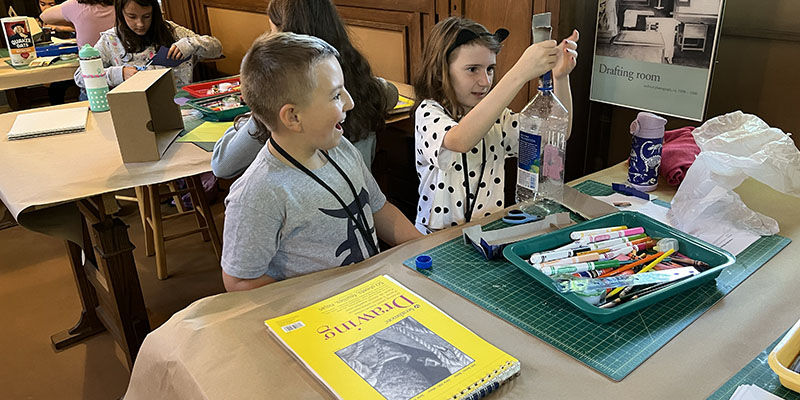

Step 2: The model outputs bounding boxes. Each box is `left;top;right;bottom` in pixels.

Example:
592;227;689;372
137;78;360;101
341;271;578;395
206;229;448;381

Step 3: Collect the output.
768;317;800;393
187;92;249;122
503;211;735;323
183;77;241;98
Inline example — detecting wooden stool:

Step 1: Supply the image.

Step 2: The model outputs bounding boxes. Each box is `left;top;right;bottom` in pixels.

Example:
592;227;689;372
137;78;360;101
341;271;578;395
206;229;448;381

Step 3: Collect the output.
134;174;222;280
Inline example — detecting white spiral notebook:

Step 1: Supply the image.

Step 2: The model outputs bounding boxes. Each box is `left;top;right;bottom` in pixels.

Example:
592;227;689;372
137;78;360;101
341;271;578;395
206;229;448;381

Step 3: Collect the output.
7;106;89;140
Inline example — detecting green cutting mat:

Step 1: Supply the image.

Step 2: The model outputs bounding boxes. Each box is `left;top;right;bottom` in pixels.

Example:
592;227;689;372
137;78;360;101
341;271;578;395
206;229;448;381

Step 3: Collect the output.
403;180;791;381
707;333;800;399
3;58;77;69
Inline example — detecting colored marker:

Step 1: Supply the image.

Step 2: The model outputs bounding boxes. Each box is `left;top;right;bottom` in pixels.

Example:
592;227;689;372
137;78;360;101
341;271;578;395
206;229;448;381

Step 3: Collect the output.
531;253;601;269
557;266;697;294
540;260;620;276
529;246;591;264
605;236;650;250
598;252;664;278
570;225;628;240
607;249;675;297
572;268;614;278
601;241;655;260
551;233;646;254
578;227;645;245
612;182;652;201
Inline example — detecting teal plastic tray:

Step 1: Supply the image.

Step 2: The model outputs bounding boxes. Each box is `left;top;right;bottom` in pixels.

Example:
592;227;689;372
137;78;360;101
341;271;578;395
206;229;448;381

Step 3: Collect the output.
187;92;249;121
503;211;736;323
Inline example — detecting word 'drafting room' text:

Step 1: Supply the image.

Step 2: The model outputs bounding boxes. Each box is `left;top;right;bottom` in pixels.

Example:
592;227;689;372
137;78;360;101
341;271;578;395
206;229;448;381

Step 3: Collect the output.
598;63;661;82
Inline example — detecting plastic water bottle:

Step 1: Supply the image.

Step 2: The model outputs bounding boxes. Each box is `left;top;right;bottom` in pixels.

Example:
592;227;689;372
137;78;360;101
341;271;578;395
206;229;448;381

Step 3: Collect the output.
516;71;569;210
628;112;666;191
79;44;110;112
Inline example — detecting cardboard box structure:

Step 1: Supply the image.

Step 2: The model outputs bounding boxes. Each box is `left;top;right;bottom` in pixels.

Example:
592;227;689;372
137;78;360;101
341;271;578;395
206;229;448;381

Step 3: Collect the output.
107;69;184;163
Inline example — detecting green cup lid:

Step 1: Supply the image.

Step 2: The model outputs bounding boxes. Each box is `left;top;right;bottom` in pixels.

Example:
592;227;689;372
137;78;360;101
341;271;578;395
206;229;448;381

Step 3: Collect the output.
79;44;100;59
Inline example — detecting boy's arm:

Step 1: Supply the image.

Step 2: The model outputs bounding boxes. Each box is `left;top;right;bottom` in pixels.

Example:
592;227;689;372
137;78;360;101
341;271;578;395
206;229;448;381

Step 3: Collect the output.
373;202;422;246
222;270;276;292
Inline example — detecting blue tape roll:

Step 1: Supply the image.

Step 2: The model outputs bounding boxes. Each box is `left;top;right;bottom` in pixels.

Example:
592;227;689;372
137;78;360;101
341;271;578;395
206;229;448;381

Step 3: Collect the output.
415;254;432;269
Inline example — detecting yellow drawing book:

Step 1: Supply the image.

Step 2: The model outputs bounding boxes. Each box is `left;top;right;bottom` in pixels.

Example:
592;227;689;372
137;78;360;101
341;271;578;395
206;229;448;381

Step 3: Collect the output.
264;275;520;400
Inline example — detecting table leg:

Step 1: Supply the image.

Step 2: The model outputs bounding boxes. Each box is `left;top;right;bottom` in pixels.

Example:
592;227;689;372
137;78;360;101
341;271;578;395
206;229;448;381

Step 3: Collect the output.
4;88;30;110
50;198;151;369
50;222;105;348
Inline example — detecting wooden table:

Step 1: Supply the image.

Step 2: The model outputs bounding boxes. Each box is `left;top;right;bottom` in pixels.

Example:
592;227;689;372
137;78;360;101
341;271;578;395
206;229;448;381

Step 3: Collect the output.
0;49;79;109
124;163;800;399
0;101;213;368
0;57;78;91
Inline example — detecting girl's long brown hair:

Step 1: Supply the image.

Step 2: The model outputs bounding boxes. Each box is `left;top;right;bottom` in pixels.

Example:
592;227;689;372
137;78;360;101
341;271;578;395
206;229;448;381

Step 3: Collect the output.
115;0;175;56
413;17;502;120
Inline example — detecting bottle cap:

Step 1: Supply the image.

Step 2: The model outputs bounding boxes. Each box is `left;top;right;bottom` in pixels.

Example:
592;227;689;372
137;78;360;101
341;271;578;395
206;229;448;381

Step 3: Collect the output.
655;238;679;252
78;43;100;59
630;112;667;139
415;254;432;270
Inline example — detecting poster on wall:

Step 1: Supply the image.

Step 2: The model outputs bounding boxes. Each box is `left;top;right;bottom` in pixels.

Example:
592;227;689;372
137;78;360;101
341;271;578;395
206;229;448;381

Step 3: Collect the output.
590;0;725;121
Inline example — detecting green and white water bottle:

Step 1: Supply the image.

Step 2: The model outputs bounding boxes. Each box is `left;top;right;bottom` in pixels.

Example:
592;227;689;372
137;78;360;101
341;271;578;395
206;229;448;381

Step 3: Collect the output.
79;44;109;112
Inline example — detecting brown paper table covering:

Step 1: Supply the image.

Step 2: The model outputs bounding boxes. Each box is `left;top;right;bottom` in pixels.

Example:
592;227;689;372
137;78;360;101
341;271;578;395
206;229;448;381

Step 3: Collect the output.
0;101;213;220
125;163;800;399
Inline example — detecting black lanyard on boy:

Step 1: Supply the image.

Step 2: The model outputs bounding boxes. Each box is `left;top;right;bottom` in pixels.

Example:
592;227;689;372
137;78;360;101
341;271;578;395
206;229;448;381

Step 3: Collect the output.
461;139;487;223
269;139;379;256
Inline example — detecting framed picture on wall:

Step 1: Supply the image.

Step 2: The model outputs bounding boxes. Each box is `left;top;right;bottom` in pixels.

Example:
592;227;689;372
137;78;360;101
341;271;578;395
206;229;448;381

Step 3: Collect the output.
589;0;725;121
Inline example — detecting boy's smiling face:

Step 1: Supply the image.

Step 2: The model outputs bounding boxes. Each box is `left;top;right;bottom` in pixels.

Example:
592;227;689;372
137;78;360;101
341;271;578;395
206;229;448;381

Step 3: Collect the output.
448;43;497;112
295;56;354;151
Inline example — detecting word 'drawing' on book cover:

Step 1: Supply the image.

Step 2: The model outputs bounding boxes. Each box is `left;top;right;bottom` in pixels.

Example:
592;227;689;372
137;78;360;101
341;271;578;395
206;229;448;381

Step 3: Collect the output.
264;275;520;400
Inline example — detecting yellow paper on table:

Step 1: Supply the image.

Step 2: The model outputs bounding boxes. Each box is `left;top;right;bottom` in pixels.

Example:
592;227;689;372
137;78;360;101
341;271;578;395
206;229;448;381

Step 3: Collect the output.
264;275;520;400
176;121;232;143
389;94;414;114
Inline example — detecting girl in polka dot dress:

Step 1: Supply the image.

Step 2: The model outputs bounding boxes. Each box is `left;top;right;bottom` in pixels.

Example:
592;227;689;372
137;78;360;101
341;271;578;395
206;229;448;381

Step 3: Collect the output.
412;16;579;233
73;0;222;91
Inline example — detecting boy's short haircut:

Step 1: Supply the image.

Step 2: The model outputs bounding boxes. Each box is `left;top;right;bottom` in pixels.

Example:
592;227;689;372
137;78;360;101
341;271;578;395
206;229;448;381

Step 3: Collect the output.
240;32;340;131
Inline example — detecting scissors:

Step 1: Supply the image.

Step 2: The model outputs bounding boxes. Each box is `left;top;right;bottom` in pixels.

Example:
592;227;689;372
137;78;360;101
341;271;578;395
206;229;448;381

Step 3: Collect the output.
502;209;543;225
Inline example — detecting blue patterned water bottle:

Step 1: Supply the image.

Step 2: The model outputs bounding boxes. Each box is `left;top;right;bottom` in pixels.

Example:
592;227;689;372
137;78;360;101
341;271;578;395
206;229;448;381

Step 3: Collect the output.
628;112;667;191
79;44;109;112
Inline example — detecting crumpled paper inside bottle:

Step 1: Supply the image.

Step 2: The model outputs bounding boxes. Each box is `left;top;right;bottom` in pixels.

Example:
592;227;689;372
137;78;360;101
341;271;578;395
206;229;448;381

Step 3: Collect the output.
667;111;800;236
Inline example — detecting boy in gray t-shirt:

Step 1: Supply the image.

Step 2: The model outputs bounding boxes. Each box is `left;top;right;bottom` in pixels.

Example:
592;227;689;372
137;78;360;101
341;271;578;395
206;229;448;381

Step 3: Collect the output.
221;33;421;292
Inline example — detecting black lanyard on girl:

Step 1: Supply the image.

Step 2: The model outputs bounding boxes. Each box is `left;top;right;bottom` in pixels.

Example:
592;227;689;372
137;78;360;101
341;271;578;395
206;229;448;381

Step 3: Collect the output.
461;139;487;223
269;139;379;256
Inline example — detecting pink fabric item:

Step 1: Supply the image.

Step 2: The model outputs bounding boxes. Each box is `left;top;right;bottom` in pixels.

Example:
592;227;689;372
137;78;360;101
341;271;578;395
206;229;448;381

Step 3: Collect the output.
659;126;700;186
60;0;115;47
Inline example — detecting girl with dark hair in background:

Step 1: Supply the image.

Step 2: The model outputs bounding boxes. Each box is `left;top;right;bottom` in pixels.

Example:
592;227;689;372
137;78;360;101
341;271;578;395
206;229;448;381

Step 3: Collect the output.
72;0;222;90
36;0;75;38
211;0;398;177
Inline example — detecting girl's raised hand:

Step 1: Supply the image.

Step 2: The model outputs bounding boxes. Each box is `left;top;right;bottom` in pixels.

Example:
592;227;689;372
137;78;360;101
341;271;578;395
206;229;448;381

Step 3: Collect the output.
553;29;579;79
511;40;559;82
167;44;184;60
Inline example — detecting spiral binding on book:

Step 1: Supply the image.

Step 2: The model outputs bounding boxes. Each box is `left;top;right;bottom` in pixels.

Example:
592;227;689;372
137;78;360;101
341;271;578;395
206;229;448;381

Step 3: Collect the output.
457;359;521;400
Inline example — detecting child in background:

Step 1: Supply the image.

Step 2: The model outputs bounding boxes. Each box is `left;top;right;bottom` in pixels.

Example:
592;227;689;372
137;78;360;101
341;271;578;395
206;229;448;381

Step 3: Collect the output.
40;0;114;47
412;17;578;233
221;32;420;292
72;0;221;90
211;0;396;177
36;0;75;38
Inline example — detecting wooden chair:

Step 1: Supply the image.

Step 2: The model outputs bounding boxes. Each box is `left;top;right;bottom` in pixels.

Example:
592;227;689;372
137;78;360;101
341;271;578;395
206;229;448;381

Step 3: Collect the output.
134;174;222;280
